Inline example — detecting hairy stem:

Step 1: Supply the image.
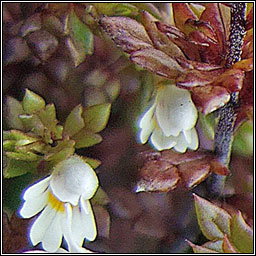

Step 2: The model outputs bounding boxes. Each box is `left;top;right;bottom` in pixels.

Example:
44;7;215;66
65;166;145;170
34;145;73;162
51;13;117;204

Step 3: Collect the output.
207;3;246;196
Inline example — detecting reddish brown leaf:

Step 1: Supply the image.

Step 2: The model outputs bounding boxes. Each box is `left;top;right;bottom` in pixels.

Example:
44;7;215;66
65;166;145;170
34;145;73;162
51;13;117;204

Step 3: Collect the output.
245;7;253;30
99;16;153;54
136;158;180;193
175;57;223;71
223;234;238;253
176;69;224;88
172;3;197;31
141;11;184;58
130;48;184;79
160;149;207;165
212;68;245;93
191;85;230;114
188;31;215;46
232;58;253;72
136;150;229;193
242;29;253;59
156;21;201;61
179;158;211;188
235;70;253;127
209;159;230;176
184;19;218;42
200;3;226;53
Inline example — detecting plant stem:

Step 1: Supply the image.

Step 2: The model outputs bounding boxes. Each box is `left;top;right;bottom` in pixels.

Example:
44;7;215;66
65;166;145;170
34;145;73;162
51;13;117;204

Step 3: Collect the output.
207;3;246;197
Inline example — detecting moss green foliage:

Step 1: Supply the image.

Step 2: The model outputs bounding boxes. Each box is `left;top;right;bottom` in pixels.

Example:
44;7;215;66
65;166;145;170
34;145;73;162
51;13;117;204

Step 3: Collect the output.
3;89;111;179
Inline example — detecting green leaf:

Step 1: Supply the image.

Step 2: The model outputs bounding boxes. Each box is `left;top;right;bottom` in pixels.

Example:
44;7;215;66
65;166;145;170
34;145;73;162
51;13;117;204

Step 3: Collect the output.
198;112;216;141
16;141;46;154
63;104;85;137
94;3;139;16
3;130;39;145
68;10;93;66
132;3;162;19
73;129;102;148
55;125;64;140
186;240;220;253
232;121;253;156
193;194;232;240
38;104;58;133
82;103;111;133
91;187;110;206
44;139;75;165
202;240;223;253
5;151;41;161
80;156;101;169
230;211;253;253
3;140;16;151
4;159;39;178
4;96;24;130
19;114;45;137
22;89;46;114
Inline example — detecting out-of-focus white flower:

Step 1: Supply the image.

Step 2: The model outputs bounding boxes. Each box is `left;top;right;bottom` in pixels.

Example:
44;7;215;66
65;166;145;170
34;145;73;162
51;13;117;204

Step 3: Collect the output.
19;155;99;253
24;246;94;253
139;84;198;152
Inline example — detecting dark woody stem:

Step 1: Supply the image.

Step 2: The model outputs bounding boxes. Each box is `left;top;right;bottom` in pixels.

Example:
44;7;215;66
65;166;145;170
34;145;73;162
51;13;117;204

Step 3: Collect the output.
207;3;246;196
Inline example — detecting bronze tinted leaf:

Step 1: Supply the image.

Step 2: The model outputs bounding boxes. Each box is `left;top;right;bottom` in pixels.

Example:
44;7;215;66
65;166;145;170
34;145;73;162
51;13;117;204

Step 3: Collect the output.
222;234;237;253
200;3;226;52
232;58;253;72
99;16;153;53
175;57;223;71
245;7;253;30
156;21;201;61
191;85;230;114
179;158;211;188
141;11;184;58
212;68;245;93
136;150;229;192
136;158;180;193
235;70;253;126
172;3;197;31
130;48;184;79
176;69;223;88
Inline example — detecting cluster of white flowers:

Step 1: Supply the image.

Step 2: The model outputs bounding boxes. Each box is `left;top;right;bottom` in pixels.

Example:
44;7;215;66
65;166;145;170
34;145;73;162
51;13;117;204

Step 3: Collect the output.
138;84;199;152
19;155;99;253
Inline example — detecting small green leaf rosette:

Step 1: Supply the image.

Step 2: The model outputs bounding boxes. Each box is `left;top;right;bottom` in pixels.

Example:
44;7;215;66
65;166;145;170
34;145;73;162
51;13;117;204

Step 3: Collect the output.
3;89;111;178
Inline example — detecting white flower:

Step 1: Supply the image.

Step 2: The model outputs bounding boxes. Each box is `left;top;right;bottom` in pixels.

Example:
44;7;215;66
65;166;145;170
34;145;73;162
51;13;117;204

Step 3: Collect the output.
24;246;94;253
19;155;99;253
139;84;199;152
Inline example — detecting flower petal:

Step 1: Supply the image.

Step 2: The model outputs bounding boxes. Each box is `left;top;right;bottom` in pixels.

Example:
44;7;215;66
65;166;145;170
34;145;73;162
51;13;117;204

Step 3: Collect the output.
187;128;199;150
173;133;189;153
50;156;99;205
139;103;156;129
19;189;48;218
30;204;57;246
150;128;177;151
183;129;192;144
41;211;63;253
139;118;154;144
156;85;198;137
71;198;97;245
23;176;51;201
